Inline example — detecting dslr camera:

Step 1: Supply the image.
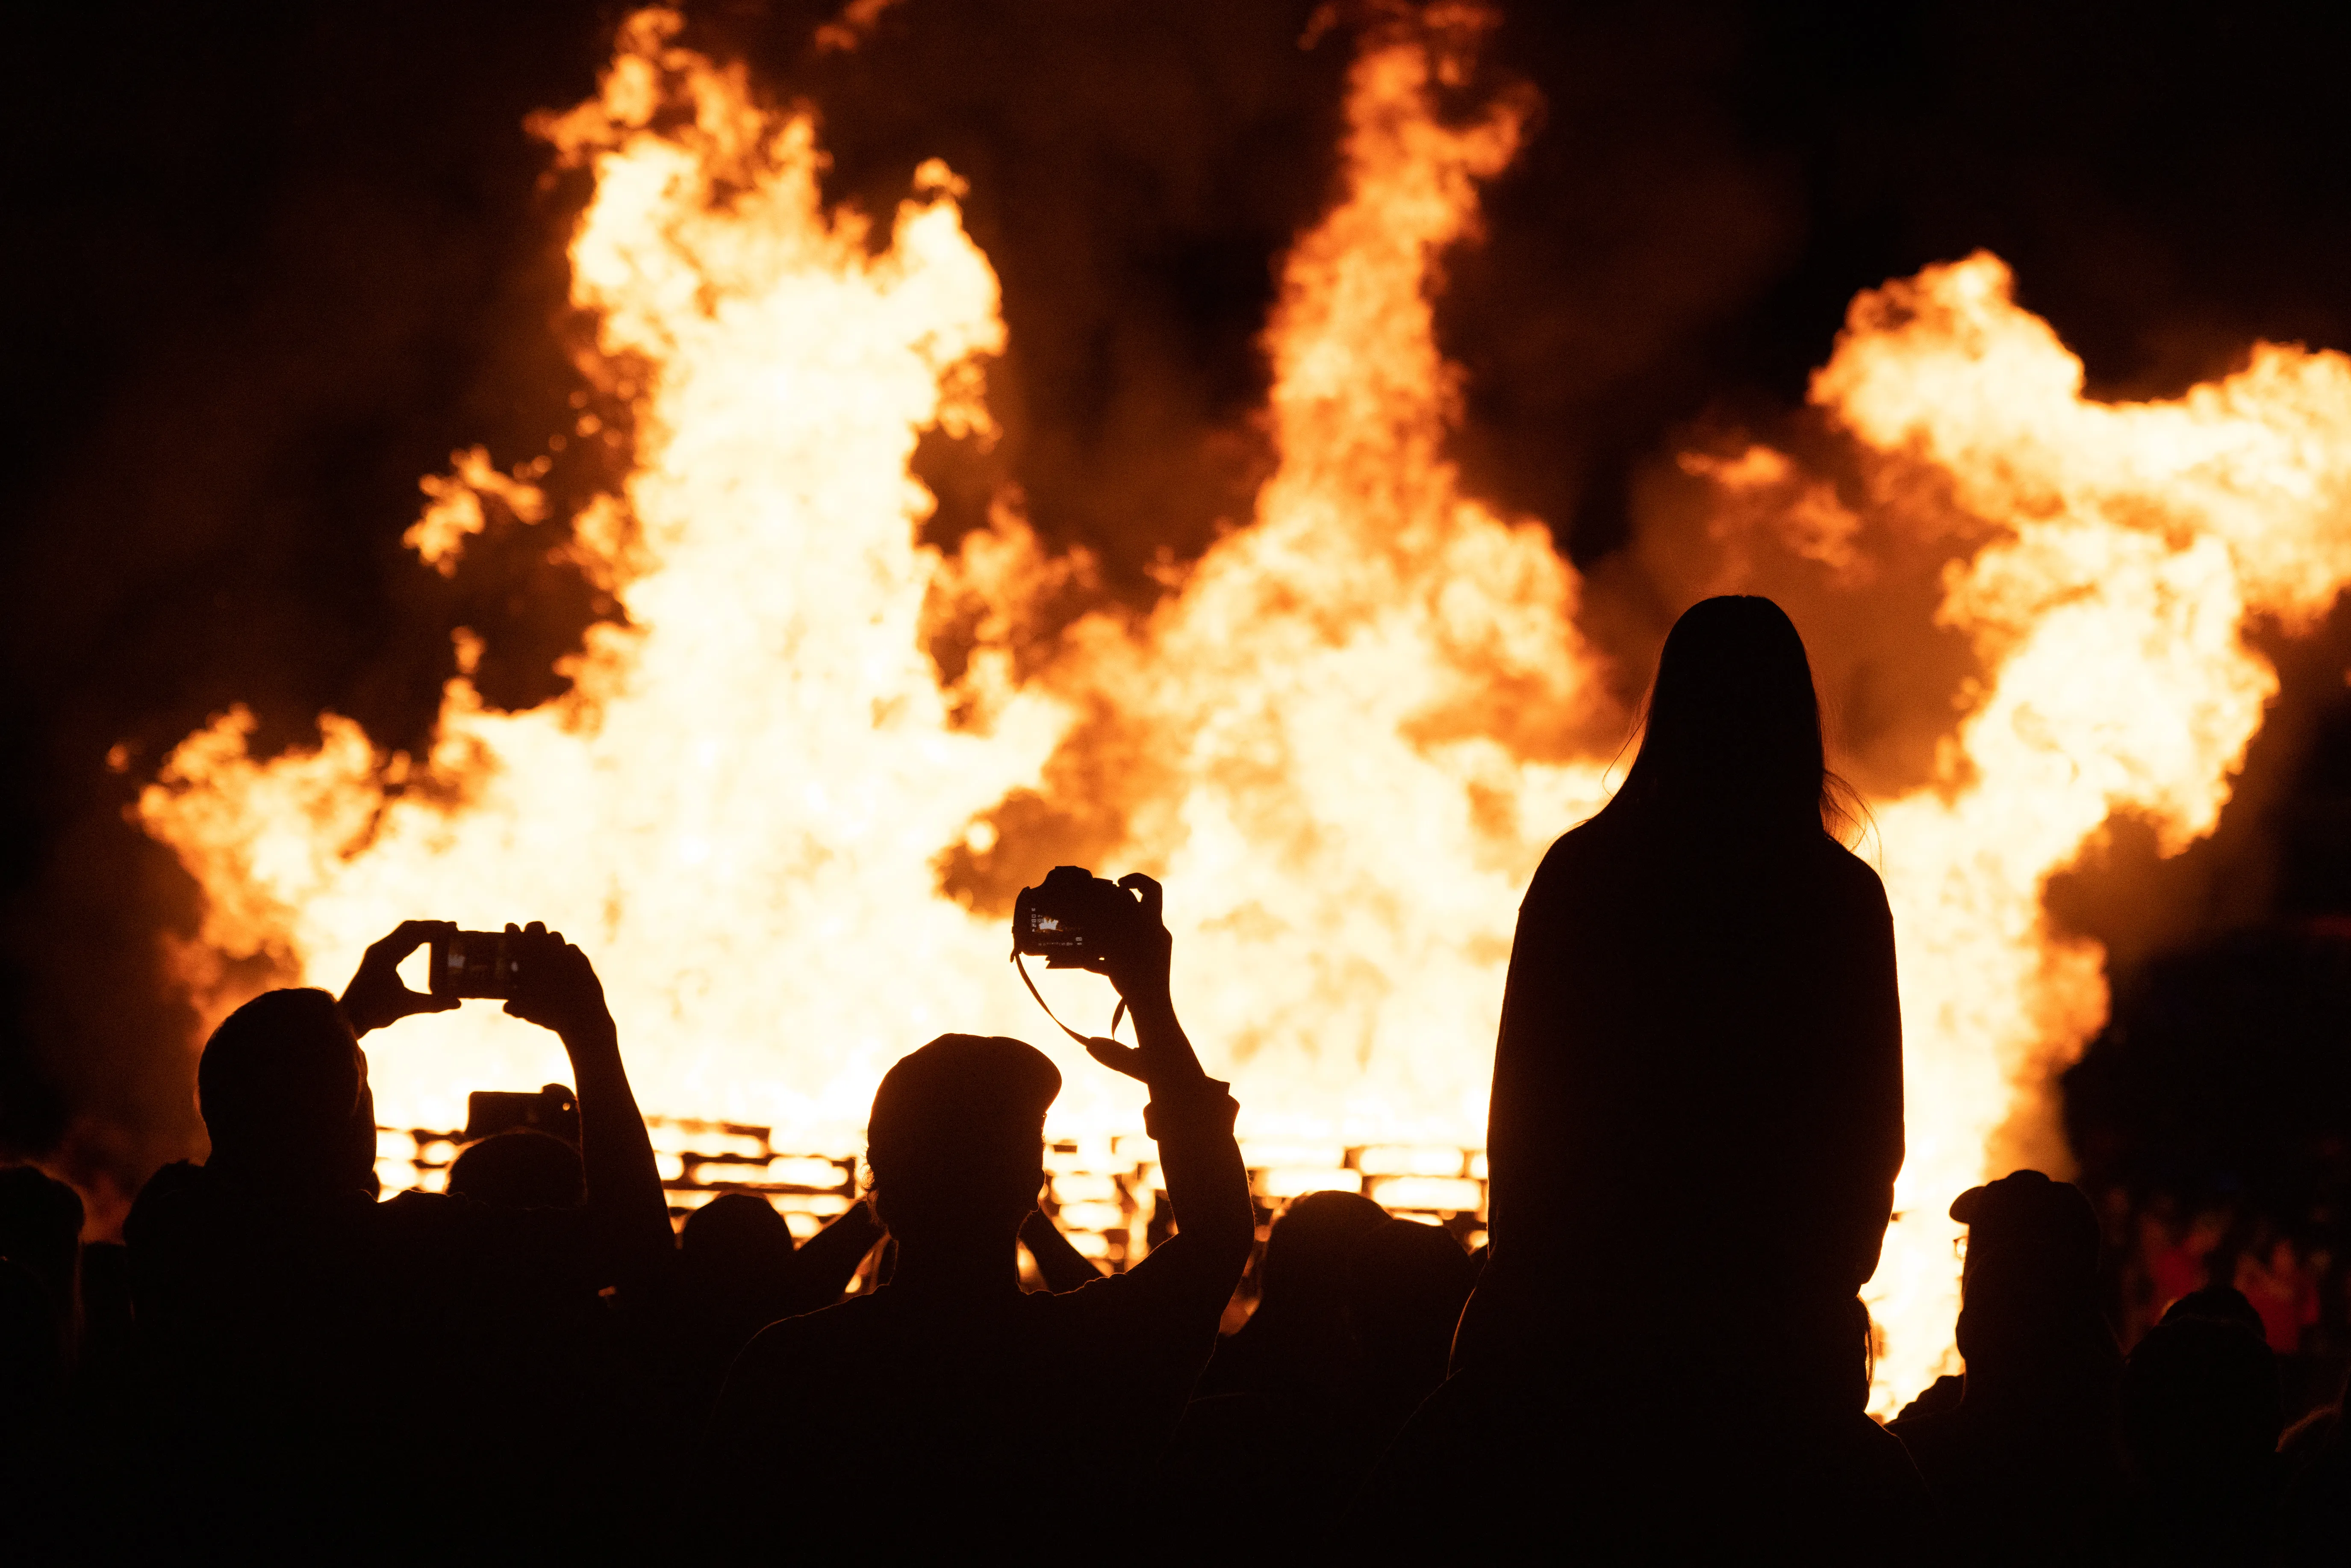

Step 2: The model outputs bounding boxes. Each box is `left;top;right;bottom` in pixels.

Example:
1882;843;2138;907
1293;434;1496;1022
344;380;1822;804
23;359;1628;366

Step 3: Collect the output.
1011;866;1137;968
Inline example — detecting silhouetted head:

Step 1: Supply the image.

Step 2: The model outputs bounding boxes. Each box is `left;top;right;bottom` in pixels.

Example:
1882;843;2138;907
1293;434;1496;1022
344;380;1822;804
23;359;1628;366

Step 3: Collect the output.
1345;1217;1476;1391
1258;1189;1390;1318
1951;1169;2115;1388
1609;595;1843;835
681;1191;796;1271
2124;1288;2280;1493
446;1128;585;1210
865;1034;1059;1246
2160;1285;2269;1340
196;988;374;1192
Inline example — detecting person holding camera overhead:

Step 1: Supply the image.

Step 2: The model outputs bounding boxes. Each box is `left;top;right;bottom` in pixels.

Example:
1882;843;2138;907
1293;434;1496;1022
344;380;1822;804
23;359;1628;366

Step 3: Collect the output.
122;920;672;1561
708;871;1252;1553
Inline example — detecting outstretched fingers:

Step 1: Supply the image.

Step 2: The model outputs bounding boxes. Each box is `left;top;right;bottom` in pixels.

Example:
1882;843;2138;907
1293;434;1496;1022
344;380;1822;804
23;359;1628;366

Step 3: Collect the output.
344;920;460;1033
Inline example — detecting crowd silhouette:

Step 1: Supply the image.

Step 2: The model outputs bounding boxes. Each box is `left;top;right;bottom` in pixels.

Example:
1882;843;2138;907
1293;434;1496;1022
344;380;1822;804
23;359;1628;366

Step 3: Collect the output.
3;595;2347;1562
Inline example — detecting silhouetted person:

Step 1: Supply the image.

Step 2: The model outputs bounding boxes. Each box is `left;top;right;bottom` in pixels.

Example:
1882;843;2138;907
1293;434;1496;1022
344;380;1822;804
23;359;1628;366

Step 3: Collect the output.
710;874;1250;1555
0;1261;63;1545
0;1164;83;1384
658;1192;884;1429
1891;1170;2126;1565
124;921;672;1562
2121;1287;2282;1565
1197;1188;1388;1401
1169;1199;1477;1552
1345;1216;1478;1433
1420;595;1918;1556
1163;1190;1390;1549
447;1126;587;1208
0;1165;83;1562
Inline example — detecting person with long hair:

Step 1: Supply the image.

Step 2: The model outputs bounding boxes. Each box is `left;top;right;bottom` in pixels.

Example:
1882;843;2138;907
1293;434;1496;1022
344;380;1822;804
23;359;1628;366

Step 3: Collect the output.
1407;595;1916;1556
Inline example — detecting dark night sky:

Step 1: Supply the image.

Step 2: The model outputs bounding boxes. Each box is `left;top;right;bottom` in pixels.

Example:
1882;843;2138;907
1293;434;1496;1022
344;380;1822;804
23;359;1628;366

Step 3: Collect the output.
6;0;2351;1214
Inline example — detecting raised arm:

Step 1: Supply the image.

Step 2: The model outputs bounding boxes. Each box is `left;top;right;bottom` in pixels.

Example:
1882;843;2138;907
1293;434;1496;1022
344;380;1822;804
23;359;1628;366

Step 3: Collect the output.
500;923;675;1288
1082;875;1252;1317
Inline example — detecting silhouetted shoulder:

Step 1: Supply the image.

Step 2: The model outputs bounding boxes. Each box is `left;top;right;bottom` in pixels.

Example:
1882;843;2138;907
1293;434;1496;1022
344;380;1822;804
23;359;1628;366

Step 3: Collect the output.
1525;816;1614;876
717;1292;890;1416
121;1160;206;1245
1817;833;1891;902
1522;814;1885;909
367;1186;604;1300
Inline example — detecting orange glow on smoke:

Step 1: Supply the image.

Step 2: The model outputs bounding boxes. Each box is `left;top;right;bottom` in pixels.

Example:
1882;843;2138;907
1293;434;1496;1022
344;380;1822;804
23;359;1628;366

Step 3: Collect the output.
138;8;2351;1410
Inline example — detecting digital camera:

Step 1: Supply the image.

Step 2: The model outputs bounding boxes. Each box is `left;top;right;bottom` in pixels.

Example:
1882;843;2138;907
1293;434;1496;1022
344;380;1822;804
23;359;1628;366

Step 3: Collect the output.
1011;866;1133;968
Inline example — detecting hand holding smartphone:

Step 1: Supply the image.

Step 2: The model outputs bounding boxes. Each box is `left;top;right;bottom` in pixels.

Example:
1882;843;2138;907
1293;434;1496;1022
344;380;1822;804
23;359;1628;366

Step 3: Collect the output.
429;926;525;999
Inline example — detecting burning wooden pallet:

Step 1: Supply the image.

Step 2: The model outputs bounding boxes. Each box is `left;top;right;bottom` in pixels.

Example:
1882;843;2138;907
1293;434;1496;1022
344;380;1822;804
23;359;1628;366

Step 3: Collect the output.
374;1120;1490;1264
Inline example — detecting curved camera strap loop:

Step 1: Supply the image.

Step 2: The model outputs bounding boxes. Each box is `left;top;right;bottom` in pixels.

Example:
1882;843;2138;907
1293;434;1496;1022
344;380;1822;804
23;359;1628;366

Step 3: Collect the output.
1012;950;1128;1048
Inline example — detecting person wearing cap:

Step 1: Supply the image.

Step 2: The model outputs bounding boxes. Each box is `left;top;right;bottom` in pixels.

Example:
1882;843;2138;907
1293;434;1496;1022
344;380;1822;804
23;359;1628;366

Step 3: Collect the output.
708;872;1249;1551
1891;1170;2127;1565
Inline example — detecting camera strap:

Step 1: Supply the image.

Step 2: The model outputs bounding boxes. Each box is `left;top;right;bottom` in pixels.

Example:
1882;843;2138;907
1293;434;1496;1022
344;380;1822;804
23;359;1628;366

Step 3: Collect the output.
1013;950;1128;1048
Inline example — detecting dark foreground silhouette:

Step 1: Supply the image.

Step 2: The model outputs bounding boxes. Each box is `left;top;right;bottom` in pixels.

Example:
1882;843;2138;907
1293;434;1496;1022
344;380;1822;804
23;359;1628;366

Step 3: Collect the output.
1891;1170;2127;1565
121;923;673;1562
708;873;1251;1553
3;595;2344;1565
1403;596;1916;1556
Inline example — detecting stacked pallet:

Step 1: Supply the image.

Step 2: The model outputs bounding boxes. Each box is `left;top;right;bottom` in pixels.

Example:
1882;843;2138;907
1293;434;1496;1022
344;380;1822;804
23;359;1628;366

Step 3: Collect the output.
371;1123;1492;1262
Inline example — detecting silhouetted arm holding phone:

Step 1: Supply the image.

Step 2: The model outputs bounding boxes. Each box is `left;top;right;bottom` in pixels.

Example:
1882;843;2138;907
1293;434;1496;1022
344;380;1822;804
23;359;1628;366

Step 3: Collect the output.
501;923;672;1284
1081;874;1252;1317
340;920;672;1286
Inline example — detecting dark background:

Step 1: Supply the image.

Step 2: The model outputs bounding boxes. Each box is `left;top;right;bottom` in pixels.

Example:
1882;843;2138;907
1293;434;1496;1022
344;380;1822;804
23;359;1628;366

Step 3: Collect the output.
6;0;2349;1271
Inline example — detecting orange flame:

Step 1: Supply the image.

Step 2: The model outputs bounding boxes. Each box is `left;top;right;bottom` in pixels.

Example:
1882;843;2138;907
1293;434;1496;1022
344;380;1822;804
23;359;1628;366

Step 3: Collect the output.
1761;250;2351;1403
137;8;2351;1412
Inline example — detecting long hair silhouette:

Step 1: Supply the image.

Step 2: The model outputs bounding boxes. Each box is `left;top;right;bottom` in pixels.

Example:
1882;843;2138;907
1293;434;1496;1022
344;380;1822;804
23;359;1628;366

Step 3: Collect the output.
1604;595;1862;843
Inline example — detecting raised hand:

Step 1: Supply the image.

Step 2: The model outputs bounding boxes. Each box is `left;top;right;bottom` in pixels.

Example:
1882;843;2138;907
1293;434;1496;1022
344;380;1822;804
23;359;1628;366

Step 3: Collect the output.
1081;872;1173;1005
1078;874;1208;1091
339;920;462;1037
498;922;615;1045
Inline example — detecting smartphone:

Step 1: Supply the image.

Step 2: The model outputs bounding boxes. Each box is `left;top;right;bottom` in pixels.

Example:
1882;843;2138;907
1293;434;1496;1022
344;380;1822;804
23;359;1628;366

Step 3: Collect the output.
430;928;521;999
